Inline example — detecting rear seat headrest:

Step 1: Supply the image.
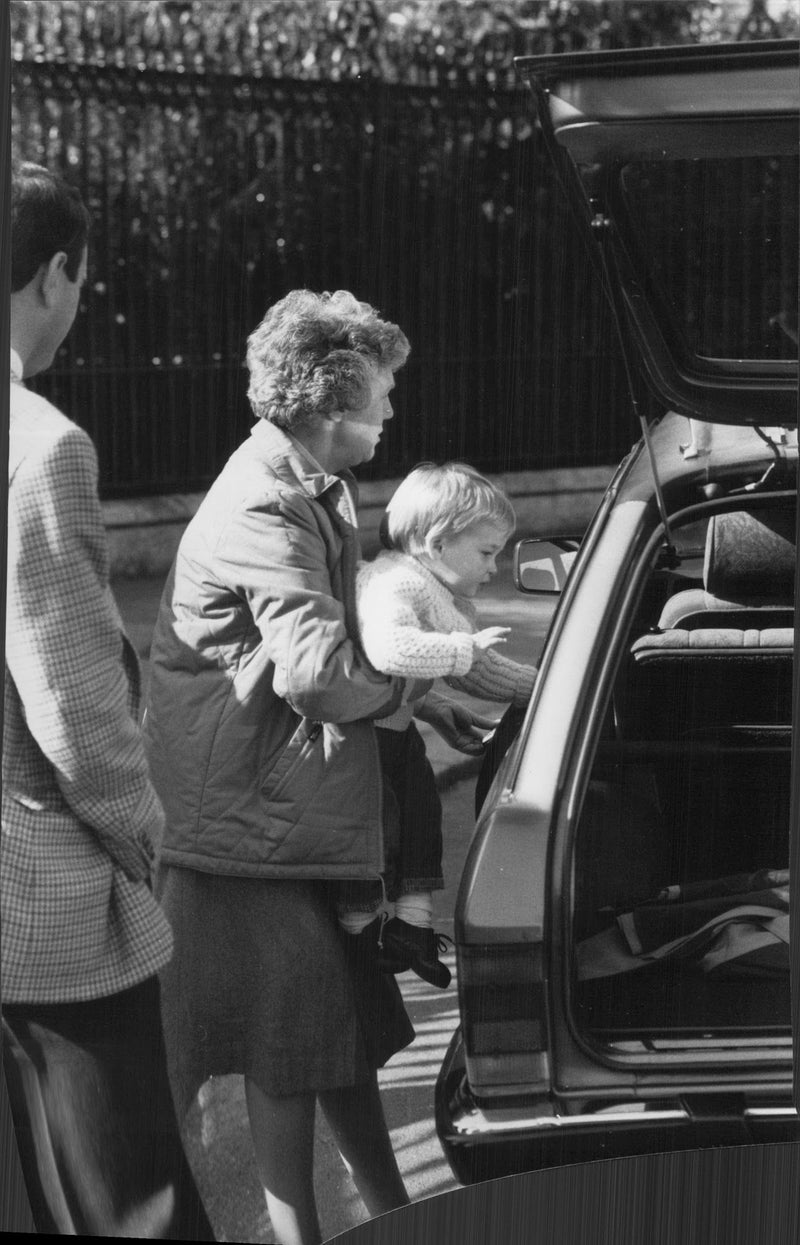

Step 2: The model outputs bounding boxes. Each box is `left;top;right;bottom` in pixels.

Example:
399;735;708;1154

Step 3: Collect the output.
703;510;795;601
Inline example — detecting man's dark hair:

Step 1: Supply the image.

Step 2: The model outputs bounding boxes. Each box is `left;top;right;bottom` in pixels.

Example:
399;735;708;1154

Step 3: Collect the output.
11;161;91;292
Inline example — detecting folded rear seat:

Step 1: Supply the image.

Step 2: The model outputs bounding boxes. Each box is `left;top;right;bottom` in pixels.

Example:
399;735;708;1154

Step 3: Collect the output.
625;508;795;739
628;627;793;739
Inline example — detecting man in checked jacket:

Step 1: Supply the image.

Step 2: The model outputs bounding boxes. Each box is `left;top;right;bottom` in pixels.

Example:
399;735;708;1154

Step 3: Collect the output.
3;162;213;1238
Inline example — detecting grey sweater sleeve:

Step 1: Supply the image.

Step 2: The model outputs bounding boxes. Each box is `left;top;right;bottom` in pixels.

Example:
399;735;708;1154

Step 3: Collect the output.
446;646;537;706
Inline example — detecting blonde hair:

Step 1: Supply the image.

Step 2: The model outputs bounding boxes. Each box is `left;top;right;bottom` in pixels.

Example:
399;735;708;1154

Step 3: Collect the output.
385;462;515;555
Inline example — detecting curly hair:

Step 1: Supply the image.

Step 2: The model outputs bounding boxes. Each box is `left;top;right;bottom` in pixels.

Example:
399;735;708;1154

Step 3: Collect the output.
246;289;410;430
384;462;516;555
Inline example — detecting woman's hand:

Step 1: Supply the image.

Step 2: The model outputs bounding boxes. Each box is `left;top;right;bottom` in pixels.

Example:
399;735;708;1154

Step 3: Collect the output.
415;693;500;756
473;626;511;651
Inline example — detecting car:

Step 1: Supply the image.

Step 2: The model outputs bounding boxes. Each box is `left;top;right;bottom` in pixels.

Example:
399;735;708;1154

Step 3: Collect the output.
435;38;800;1184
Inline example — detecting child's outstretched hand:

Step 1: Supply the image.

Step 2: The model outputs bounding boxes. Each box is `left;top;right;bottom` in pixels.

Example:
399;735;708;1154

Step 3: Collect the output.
473;626;511;651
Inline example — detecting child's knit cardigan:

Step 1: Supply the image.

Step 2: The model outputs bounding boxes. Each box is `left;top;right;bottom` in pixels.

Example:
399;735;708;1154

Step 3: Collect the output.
356;550;537;730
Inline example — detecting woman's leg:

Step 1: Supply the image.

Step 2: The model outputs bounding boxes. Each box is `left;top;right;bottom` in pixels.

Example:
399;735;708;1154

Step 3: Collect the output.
244;1078;321;1245
318;1073;410;1218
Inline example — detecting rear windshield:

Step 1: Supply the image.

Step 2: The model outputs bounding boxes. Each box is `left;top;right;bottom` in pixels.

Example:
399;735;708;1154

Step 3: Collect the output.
620;155;799;363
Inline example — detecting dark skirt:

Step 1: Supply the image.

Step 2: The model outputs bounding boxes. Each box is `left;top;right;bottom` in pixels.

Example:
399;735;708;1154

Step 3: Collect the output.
156;866;414;1118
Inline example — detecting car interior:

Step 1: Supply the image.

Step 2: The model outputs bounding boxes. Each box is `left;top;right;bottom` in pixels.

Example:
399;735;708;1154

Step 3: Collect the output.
572;498;794;1045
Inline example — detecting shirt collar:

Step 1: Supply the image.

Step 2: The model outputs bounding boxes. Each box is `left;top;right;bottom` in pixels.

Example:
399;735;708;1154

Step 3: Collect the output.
287;432;359;525
249;418;357;502
287;432;329;478
9;348;24;384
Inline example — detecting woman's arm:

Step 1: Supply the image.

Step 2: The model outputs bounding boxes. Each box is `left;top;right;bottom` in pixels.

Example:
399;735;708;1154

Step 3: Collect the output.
211;487;406;724
415;690;499;755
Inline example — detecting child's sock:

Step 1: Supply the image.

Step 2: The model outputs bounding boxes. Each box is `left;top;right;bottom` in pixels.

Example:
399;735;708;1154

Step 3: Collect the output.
339;908;381;935
394;892;433;929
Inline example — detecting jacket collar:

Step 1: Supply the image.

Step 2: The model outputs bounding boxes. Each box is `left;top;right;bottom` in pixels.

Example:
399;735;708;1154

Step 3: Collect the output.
249;417;357;501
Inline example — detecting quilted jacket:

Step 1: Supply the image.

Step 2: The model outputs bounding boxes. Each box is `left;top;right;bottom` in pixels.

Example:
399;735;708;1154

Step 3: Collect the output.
144;419;405;879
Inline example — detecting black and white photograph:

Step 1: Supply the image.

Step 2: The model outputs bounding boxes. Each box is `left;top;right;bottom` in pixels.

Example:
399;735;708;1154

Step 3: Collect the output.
3;3;800;1243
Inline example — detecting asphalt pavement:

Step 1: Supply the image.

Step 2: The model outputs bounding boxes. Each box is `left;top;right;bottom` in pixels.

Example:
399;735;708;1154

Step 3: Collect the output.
111;555;554;1243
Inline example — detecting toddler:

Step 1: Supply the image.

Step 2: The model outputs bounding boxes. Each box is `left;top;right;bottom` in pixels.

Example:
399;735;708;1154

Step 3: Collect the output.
338;462;537;988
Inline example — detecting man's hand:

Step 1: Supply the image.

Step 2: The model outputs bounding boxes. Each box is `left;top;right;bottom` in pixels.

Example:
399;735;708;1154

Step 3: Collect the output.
415;694;500;756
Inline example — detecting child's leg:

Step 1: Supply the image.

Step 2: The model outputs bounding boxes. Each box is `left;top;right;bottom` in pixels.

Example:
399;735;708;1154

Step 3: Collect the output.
377;723;444;908
334;733;405;935
338;909;379;934
335;879;383;935
394;891;433;929
376;725;451;989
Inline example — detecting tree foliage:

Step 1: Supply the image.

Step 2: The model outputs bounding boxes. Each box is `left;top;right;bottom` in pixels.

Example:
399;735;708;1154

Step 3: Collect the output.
11;1;800;86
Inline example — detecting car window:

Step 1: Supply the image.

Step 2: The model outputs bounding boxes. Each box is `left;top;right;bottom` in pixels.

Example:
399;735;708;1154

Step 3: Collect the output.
620;155;799;362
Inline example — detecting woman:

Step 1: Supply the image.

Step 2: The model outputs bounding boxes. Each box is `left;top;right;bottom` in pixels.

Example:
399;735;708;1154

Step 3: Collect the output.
145;289;435;1245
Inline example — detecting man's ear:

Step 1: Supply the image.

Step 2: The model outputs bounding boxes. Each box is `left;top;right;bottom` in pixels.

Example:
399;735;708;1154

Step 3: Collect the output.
39;252;68;307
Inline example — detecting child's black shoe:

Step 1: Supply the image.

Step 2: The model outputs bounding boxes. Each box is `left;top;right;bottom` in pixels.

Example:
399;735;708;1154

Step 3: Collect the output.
378;917;452;989
342;914;412;975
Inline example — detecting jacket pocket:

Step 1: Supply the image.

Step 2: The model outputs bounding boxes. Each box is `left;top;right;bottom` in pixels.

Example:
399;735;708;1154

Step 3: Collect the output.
7;788;66;814
261;718;324;803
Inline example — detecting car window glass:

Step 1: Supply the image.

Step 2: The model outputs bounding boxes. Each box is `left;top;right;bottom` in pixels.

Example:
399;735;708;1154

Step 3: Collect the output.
620;155;799;362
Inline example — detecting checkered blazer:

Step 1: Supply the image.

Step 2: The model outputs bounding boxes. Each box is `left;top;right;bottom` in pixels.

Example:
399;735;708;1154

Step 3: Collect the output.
3;358;173;1003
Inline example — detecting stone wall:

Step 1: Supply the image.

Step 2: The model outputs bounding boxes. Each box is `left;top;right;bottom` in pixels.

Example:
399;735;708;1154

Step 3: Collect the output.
104;466;616;578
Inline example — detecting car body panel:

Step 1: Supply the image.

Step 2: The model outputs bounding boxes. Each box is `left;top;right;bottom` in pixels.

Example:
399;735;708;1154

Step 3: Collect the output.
437;1030;798;1184
516;40;800;162
439;411;798;1176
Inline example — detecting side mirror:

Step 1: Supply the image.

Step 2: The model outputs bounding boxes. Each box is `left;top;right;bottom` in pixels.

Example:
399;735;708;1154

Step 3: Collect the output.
514;537;580;594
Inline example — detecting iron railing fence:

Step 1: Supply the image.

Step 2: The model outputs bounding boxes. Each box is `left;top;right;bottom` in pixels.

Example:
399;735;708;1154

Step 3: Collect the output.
13;58;651;498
